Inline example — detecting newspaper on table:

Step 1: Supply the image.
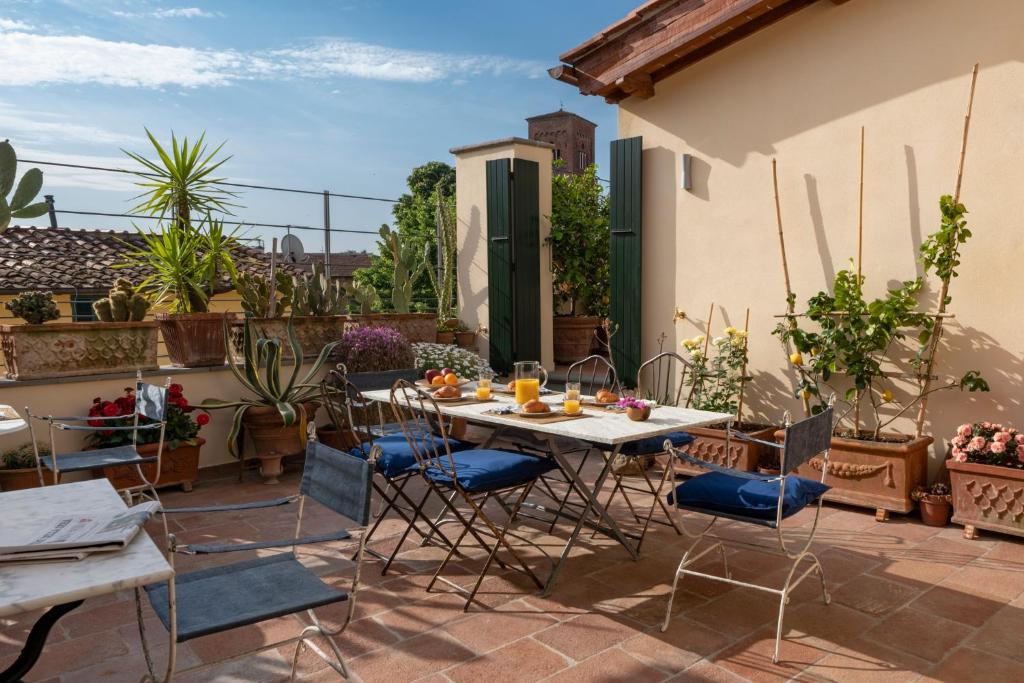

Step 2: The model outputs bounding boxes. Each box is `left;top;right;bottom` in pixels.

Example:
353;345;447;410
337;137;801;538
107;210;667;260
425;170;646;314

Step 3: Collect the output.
0;501;161;563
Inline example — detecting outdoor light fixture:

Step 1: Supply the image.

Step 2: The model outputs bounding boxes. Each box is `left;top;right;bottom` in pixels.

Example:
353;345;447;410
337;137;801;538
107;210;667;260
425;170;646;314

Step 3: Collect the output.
681;153;693;191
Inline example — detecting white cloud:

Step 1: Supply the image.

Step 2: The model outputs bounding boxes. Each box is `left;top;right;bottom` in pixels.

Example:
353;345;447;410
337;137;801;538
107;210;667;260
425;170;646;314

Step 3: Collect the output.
14;148;140;192
0;17;32;30
0;27;545;88
112;7;221;20
0;104;138;146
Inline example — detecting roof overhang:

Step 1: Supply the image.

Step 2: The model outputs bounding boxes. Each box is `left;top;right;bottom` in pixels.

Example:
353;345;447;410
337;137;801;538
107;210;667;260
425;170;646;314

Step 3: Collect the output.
550;0;824;103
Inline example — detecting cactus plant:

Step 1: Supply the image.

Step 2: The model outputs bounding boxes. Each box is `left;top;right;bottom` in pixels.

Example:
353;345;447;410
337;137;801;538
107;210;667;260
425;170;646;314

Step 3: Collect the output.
92;278;152;322
346;281;378;315
379;224;429;313
6;291;61;325
236;271;293;318
291;262;347;316
1;140;49;233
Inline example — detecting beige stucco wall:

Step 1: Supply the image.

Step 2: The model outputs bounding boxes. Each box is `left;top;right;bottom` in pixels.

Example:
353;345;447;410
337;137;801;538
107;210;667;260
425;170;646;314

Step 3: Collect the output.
618;0;1024;479
452;139;555;370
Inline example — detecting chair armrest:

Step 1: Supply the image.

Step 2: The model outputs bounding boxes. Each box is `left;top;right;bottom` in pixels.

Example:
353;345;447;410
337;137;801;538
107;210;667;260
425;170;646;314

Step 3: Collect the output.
161;495;299;514
180;529;352;555
730;430;783;450
29;413;126;422
55;423;163;432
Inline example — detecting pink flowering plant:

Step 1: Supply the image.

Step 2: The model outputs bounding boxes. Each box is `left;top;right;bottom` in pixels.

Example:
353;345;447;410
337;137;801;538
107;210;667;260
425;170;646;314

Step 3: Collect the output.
949;422;1024;470
616;396;653;410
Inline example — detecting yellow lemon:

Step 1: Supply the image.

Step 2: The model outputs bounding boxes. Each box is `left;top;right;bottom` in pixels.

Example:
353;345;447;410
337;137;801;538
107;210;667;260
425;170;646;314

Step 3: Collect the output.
881;389;894;402
811;346;820;356
790;352;804;366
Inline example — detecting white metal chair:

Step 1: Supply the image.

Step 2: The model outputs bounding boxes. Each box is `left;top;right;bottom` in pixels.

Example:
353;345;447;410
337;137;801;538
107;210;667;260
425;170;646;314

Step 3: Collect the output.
661;406;834;663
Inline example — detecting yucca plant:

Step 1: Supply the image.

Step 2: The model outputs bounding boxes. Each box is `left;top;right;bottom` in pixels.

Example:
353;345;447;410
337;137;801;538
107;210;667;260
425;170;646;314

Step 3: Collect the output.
201;319;339;459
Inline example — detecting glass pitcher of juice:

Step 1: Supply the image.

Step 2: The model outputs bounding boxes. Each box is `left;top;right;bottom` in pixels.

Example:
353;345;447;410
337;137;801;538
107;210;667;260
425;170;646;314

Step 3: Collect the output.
513;361;548;405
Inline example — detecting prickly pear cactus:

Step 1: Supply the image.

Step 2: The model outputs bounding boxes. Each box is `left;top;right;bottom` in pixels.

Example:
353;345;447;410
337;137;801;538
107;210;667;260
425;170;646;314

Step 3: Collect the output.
236;271;294;318
380;224;429;313
347;281;378;315
6;291;61;325
1;140;49;233
92;278;151;322
291;262;347;316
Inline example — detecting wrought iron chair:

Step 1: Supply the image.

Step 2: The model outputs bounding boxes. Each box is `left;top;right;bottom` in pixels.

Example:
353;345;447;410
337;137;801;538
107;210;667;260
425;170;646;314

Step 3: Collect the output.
661;406;834;663
390;379;557;609
594;352;697;549
25;372;170;506
136;436;374;682
320;366;474;574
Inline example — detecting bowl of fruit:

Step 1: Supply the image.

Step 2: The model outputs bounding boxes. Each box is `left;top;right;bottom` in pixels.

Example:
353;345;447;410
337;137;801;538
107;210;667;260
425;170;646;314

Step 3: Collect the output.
418;368;470;389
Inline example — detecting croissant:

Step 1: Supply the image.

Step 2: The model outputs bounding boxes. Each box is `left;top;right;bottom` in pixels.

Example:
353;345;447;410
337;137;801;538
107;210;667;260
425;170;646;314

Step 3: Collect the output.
523;399;551;414
433;385;461;399
595;389;619;404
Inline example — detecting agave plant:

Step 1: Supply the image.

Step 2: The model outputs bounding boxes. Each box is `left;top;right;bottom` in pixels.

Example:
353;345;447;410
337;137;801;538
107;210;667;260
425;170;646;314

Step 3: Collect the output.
201;318;339;459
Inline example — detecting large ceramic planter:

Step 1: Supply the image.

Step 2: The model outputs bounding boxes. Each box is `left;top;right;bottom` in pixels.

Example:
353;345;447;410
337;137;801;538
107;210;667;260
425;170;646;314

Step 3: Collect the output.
779;430;932;520
348;313;437;343
156;312;234;368
241;401;318;484
948;459;1024;540
667;424;776;476
553;315;601;365
248;315;349;360
0;467;54;491
101;438;204;492
0;321;158;380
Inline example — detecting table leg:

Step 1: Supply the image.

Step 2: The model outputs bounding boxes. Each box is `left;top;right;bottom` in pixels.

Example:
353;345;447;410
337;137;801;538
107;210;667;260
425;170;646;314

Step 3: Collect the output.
1;599;84;682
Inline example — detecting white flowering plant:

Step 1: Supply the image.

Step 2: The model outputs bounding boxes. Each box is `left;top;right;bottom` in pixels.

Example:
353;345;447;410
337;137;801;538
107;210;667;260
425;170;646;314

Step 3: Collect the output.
681;327;748;415
412;342;492;379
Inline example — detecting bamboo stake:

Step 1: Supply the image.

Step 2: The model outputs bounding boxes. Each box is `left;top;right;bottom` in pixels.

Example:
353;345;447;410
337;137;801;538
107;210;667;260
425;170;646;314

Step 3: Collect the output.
685;303;715;408
915;62;979;437
268;237;278;318
772;159;811;416
735;308;751;427
857;126;865;281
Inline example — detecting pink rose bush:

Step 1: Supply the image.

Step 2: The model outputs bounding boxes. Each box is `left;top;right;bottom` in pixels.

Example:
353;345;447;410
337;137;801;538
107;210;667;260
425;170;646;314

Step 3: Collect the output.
949;422;1024;469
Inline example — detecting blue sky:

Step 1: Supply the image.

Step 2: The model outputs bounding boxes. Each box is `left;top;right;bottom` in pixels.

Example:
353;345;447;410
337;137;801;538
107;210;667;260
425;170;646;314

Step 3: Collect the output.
0;1;633;253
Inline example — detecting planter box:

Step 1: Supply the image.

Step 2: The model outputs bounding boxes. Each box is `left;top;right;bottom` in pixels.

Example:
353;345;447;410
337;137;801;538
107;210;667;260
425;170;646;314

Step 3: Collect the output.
156;312;233;368
948;459;1024;540
100;438;204;492
349;313;437;343
0;321;158;380
781;431;932;520
0;467;53;491
553;315;601;365
667;424;776;476
248;316;349;360
346;368;419;392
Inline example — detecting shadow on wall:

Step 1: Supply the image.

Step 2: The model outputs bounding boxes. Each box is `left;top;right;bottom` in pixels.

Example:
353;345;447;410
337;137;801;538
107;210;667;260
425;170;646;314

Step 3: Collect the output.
803;174;835;284
642;146;678;363
688;155;712;202
460;205;487;348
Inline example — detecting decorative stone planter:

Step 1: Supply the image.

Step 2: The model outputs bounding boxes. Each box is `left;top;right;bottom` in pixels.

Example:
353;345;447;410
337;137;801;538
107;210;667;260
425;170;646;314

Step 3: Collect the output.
948;459;1024;540
241;402;318;484
156;312;234;368
553;315;601;365
101;438;204;492
780;430;932;521
668;424;776;476
0;321;158;380
248;315;349;360
348;313;437;343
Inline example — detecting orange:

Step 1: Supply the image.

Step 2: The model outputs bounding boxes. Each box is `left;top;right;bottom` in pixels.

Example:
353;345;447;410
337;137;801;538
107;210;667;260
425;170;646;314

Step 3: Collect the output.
430;375;445;386
444;373;459;386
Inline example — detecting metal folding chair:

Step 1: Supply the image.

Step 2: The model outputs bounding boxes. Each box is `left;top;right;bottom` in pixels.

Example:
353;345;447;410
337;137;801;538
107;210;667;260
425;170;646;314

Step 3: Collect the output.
594;352;697;550
25;372;170;508
137;436;375;682
320;366;473;574
661;407;834;663
390;380;557;609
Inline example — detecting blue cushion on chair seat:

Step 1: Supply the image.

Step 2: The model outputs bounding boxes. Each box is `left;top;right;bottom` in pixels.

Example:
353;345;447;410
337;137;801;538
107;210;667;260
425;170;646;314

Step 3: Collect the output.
349;434;469;478
668;471;829;526
424;449;557;492
40;445;154;473
620;431;694;457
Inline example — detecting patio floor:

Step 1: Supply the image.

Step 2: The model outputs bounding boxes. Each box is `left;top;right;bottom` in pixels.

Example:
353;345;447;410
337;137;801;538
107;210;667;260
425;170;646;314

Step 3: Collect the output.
4;437;1024;682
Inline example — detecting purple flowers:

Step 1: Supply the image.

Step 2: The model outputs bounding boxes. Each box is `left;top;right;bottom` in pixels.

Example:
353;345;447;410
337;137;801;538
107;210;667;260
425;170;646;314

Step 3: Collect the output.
616;396;649;410
337;325;415;373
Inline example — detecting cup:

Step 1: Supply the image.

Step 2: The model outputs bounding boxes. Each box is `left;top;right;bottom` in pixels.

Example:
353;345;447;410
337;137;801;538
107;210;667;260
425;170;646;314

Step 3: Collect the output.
476;376;492;401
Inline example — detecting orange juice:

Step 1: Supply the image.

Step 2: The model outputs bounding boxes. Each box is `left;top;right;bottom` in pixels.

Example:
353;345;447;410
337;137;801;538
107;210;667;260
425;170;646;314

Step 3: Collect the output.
514;378;540;404
475;385;491;400
564;399;581;415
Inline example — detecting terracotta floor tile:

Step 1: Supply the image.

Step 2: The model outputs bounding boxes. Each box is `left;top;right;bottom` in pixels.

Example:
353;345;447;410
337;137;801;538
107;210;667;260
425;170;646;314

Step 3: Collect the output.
12;630;129;681
863;607;973;662
543;647;666;682
441;600;558;653
684;590;780;639
186;615;306;664
800;637;933;683
966;602;1024;662
532;612;643;661
783;601;876;647
349;629;476;682
668;660;748;682
623;618;732;674
938;564;1024;602
830;575;920;617
711;627;829;683
923;647;1024;683
910;584;1004;627
868;557;957;587
446;637;568;683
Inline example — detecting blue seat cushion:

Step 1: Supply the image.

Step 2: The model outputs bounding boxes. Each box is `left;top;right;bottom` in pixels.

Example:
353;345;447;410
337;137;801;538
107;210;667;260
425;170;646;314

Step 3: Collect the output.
424;449;557;492
350;434;469;478
145;552;346;642
40;445;154;473
620;431;694;457
668;471;830;526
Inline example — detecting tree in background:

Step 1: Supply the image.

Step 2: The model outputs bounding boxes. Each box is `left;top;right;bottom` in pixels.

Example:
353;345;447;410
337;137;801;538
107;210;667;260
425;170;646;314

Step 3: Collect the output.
354;161;455;312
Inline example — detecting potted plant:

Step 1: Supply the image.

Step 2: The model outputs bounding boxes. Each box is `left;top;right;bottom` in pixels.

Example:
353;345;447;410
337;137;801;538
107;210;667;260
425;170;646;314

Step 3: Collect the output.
0;442;51;491
0;139;49;233
435;318;457;345
618;396;652;422
1;289;159;380
547;164;609;364
454;321;477;348
202;319;337;484
947;422;1024;539
90;383;209;492
911;482;953;527
334;325;418;390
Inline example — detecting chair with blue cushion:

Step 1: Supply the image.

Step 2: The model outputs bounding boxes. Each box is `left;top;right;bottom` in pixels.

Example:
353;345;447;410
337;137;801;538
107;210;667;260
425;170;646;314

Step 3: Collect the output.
390;380;558;610
661;406;834;663
25;373;171;509
136;437;375;682
320;366;475;575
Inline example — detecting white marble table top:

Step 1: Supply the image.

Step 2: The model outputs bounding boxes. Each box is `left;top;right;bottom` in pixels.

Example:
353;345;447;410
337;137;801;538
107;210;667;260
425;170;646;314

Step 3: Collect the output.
361;388;733;446
0;405;27;435
0;479;173;618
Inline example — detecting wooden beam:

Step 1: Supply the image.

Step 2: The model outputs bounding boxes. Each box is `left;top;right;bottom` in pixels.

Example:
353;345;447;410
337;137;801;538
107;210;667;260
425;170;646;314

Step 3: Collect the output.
616;73;655;99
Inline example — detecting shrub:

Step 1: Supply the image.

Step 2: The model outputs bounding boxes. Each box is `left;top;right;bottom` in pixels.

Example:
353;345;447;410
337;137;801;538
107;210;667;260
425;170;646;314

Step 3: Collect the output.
337;325;415;373
86;383;209;450
1;442;49;470
412;342;492;379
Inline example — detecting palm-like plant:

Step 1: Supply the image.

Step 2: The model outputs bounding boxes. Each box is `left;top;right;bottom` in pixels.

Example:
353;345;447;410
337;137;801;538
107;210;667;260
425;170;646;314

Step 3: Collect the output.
202;319;340;459
123;128;238;228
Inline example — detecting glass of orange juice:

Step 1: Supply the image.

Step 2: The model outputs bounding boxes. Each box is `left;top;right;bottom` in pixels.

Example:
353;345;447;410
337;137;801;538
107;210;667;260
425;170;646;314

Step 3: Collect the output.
564;382;581;414
513;361;546;405
476;371;492;400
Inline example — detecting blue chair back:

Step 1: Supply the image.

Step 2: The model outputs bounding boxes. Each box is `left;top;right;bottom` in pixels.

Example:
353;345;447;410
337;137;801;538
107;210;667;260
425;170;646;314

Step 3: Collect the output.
389;379;458;476
300;440;373;526
781;407;833;473
136;381;169;421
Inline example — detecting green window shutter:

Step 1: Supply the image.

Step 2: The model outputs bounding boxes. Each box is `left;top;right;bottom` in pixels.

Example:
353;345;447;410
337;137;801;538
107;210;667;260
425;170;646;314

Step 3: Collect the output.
486;158;514;373
609;136;643;386
512;158;541;363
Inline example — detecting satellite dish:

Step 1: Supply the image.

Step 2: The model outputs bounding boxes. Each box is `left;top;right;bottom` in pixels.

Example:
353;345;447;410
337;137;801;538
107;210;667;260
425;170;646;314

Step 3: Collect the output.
280;233;305;264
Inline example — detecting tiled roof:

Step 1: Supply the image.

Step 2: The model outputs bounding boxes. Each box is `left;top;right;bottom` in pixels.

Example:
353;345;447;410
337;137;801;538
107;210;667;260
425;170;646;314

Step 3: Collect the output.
292;251;373;279
0;226;299;294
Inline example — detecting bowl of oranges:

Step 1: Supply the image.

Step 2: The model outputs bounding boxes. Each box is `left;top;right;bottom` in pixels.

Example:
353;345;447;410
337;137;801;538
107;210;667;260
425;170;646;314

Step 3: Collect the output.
417;368;470;389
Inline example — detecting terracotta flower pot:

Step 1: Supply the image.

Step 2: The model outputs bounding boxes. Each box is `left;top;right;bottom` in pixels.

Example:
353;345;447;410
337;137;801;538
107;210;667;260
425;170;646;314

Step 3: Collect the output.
918;497;951;527
552;315;601;365
316;425;365;452
436;331;455;345
241;401;318;484
0;467;53;491
100;439;204;492
455;331;477;348
626;405;651;422
948;459;1024;540
156;312;235;368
